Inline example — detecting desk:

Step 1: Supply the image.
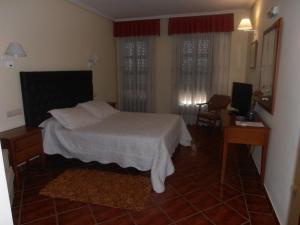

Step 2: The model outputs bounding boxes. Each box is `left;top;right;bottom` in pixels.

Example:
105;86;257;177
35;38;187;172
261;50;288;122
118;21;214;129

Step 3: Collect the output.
220;111;270;183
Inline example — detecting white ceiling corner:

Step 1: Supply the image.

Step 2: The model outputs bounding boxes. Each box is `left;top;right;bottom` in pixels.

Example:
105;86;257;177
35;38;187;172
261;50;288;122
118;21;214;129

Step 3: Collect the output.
68;0;114;20
68;0;255;21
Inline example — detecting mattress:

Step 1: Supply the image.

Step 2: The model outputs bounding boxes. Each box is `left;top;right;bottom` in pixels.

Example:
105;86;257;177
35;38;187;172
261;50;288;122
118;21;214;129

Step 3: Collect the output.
42;112;192;193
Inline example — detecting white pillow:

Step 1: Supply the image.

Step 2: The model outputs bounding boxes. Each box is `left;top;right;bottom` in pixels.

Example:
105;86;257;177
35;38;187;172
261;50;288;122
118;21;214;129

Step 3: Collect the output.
78;101;119;120
48;106;100;130
39;117;54;128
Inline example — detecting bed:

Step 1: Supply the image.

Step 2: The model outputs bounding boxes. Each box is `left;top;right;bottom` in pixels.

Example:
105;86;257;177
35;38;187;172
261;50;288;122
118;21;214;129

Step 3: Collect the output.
20;71;192;193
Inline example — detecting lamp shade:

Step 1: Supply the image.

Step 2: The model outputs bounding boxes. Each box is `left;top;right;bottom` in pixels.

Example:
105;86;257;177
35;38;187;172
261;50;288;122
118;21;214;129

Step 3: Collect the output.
237;18;253;31
4;42;27;58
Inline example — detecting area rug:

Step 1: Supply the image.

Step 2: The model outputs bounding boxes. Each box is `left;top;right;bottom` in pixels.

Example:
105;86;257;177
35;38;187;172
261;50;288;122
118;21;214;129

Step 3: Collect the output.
40;168;151;211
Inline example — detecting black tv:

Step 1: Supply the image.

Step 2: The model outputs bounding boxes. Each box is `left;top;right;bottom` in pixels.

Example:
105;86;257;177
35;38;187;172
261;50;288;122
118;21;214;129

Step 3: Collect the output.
231;82;253;116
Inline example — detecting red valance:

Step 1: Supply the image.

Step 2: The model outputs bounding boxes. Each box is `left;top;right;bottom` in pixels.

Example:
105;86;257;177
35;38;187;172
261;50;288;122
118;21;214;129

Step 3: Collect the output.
114;19;160;37
168;14;234;35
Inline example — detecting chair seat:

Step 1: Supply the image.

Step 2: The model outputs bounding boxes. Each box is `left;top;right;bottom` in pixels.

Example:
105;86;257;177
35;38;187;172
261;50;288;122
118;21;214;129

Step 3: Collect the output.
196;94;230;126
198;111;220;120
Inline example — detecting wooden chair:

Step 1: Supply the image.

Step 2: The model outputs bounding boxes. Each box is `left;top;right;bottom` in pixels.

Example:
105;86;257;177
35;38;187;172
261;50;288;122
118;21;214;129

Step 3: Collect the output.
196;94;231;126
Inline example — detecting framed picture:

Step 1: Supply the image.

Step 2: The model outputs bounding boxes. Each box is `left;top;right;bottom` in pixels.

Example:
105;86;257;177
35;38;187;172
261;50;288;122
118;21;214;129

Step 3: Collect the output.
250;40;258;69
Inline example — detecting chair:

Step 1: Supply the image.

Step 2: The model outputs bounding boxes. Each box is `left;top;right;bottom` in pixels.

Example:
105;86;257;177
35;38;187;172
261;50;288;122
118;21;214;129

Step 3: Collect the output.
196;94;231;126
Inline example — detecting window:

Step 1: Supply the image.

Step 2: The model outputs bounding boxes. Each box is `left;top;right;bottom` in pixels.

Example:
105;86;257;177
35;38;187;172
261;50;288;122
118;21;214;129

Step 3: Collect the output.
173;33;231;124
177;35;213;107
118;37;154;112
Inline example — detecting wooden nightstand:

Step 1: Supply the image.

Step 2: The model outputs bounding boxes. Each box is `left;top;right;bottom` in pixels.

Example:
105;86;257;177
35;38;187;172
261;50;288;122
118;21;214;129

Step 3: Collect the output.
0;126;44;187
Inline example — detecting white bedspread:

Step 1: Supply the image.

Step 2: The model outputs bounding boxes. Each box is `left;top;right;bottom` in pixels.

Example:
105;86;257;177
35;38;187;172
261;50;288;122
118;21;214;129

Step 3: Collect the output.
41;112;191;193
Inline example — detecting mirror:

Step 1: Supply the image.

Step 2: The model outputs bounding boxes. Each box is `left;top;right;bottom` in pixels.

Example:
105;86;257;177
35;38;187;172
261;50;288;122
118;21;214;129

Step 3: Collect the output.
256;18;282;114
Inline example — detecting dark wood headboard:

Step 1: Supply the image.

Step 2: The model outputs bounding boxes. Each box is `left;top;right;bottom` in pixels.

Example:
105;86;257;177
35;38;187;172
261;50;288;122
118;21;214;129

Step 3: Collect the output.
20;71;93;127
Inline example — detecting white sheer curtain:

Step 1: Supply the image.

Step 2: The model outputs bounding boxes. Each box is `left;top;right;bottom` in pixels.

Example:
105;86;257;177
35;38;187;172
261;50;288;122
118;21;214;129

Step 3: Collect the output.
117;37;155;112
171;32;231;124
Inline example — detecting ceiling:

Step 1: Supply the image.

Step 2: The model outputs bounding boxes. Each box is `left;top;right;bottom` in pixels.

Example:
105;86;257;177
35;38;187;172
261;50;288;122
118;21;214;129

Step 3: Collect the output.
68;0;255;20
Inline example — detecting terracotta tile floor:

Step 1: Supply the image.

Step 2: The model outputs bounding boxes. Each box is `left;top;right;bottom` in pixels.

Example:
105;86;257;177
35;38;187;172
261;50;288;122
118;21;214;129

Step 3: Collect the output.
12;127;279;225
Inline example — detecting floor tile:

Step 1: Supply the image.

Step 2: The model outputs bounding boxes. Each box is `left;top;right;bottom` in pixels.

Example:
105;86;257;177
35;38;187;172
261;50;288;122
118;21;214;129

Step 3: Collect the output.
160;197;196;222
224;176;243;192
169;177;199;194
22;186;48;204
203;204;247;225
240;170;260;181
55;198;85;213
23;174;52;190
188;172;218;188
58;206;95;225
174;165;204;177
225;196;248;218
101;215;135;225
208;183;240;201
176;213;212;225
20;199;55;224
90;204;126;223
243;180;265;195
246;195;272;213
130;206;171;225
151;185;179;203
250;213;278;225
23;216;56;225
184;189;220;211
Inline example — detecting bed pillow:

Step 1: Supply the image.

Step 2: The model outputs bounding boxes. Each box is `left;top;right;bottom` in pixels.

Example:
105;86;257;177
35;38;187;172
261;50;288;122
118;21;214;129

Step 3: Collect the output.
48;106;100;130
78;100;119;120
39;117;54;128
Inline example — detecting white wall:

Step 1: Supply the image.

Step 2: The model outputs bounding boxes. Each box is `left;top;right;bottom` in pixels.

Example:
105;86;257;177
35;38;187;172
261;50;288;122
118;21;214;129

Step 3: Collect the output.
154;10;250;113
246;0;300;224
0;0;117;132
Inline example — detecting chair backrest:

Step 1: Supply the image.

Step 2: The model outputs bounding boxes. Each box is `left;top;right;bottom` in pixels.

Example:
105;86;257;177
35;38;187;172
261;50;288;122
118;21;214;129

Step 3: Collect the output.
207;95;231;111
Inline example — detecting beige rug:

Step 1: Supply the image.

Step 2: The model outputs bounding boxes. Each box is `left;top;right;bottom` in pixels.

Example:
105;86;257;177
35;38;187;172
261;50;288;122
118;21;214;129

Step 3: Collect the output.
40;168;151;211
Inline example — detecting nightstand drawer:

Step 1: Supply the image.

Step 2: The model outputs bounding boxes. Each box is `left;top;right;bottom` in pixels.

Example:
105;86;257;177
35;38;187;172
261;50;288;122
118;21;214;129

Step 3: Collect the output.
15;133;42;151
15;144;43;164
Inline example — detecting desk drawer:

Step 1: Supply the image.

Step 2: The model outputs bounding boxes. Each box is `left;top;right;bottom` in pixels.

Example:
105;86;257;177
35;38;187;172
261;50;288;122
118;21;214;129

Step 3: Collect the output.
15;144;43;164
225;127;268;145
15;133;41;151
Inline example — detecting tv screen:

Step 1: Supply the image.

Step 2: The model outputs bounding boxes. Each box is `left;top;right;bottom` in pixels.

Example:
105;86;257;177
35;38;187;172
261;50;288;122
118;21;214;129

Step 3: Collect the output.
231;82;253;116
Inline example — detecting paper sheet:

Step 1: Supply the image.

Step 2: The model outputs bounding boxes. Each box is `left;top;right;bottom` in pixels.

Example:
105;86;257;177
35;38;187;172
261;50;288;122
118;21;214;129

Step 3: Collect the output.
235;121;264;127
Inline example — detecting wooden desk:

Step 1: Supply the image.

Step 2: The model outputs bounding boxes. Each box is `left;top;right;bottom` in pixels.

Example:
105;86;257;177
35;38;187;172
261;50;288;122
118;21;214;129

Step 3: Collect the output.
220;111;270;183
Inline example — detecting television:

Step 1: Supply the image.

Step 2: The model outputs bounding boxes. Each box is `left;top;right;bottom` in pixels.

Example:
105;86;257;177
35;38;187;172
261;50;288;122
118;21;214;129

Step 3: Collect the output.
231;82;253;116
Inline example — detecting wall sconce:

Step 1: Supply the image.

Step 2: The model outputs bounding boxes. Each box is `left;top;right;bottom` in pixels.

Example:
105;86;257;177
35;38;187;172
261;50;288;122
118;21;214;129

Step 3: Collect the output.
0;42;27;68
268;6;279;18
237;18;255;32
87;54;98;69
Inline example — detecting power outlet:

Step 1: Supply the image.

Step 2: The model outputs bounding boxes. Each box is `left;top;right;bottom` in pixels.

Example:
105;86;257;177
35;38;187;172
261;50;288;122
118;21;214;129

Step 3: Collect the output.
6;108;22;118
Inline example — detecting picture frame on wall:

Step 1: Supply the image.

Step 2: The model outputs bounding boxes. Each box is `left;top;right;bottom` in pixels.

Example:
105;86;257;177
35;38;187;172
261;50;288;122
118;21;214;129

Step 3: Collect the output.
250;40;258;69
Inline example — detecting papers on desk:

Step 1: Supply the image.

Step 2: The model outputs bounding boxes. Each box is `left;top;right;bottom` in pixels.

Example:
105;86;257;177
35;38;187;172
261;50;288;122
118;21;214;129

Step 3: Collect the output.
235;121;264;127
